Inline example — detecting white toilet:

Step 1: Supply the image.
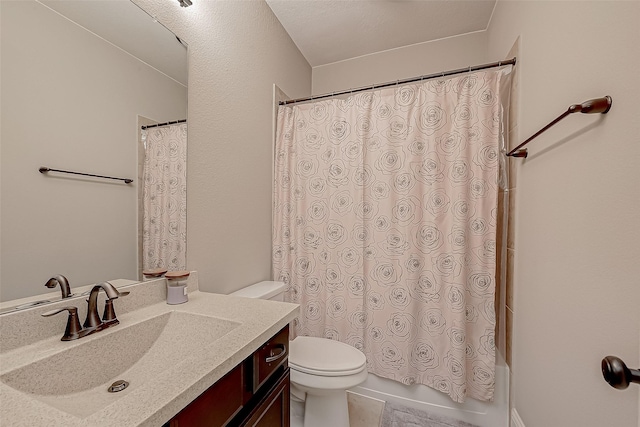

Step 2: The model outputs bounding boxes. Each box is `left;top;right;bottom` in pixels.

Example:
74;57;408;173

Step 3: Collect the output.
230;281;368;427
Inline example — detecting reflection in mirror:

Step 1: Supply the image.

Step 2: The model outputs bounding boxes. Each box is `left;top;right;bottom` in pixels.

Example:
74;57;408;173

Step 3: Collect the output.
0;0;188;306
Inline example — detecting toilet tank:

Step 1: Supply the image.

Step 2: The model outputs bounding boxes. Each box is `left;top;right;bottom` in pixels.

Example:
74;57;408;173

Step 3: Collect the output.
229;281;286;301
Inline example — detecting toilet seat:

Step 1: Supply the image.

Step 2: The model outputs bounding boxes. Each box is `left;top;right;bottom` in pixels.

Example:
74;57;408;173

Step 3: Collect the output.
289;336;367;377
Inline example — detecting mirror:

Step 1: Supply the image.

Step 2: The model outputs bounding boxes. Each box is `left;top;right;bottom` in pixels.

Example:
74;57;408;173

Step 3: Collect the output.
0;0;188;305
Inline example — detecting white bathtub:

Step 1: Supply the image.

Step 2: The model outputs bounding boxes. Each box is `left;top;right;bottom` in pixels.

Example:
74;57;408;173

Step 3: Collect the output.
350;354;509;427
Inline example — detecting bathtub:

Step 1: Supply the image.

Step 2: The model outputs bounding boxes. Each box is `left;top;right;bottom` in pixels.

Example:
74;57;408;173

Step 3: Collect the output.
350;354;509;427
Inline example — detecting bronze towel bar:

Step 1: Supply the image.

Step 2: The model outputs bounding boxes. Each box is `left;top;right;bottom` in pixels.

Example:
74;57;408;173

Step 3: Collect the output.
39;167;133;184
507;96;612;158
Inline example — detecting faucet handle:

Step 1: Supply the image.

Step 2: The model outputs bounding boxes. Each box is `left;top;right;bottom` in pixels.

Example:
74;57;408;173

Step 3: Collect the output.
102;290;129;323
41;306;77;317
42;306;85;341
84;283;130;329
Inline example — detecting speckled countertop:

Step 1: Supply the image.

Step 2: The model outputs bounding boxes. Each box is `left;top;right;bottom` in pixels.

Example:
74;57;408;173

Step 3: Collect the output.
0;277;299;426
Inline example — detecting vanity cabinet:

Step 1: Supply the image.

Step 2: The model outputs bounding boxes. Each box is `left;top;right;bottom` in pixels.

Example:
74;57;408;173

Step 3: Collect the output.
168;325;290;427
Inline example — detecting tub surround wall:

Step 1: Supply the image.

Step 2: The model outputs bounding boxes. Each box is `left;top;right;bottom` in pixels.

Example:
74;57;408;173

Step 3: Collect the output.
488;2;639;426
495;37;520;370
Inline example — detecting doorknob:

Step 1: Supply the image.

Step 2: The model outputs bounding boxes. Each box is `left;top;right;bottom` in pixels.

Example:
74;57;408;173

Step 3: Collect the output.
601;356;640;389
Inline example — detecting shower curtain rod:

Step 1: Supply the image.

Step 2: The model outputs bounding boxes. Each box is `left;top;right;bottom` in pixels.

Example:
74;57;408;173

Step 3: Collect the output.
279;57;516;106
141;119;186;130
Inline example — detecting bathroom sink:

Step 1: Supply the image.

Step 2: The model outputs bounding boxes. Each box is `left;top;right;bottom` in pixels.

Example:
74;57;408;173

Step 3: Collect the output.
0;311;240;418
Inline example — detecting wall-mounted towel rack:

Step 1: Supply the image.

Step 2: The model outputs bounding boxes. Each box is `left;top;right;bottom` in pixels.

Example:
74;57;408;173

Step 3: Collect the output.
39;167;133;184
507;96;612;158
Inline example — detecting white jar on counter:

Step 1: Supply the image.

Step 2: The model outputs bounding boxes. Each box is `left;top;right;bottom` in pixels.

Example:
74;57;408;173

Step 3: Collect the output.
165;271;189;305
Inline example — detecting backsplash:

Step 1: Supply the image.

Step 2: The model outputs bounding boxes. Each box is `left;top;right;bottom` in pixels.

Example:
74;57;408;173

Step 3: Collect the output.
0;272;199;352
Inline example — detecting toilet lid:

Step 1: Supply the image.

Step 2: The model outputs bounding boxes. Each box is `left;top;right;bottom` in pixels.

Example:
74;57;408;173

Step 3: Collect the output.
289;336;367;376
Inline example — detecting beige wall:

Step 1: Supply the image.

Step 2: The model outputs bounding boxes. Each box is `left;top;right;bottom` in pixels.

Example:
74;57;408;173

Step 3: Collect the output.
312;31;487;95
488;2;639;426
133;0;312;295
0;1;187;301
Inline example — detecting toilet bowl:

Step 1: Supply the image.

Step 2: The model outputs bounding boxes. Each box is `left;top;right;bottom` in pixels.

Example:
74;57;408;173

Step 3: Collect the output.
230;281;368;427
289;336;367;427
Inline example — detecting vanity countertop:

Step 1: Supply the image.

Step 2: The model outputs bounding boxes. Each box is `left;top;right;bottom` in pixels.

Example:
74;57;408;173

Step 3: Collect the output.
0;288;299;426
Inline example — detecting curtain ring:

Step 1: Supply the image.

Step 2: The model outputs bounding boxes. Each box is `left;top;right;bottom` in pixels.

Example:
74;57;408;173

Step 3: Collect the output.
498;61;502;67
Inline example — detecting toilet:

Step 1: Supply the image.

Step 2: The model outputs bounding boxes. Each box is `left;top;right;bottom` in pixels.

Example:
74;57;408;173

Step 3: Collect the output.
230;281;368;427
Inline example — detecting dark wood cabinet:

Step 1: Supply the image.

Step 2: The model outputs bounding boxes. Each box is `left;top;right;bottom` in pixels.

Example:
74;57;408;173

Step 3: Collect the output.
168;326;289;427
239;368;290;427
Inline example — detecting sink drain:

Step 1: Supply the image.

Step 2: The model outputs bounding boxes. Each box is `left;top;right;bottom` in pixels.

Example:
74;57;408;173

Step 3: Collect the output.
108;380;129;393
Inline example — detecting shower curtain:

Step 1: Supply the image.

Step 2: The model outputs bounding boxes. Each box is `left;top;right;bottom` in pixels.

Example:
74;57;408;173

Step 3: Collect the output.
142;123;187;271
274;67;512;403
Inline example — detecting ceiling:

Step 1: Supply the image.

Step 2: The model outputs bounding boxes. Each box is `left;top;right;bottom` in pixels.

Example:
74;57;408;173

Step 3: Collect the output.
266;0;496;67
38;1;496;83
40;0;188;86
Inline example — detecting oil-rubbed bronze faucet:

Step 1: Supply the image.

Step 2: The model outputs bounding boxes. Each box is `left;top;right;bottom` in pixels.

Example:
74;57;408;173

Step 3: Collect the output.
41;282;129;341
83;282;129;330
44;275;73;298
41;306;91;341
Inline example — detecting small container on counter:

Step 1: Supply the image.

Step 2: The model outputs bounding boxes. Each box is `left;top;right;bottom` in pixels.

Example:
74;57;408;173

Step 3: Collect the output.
165;270;190;305
142;268;168;281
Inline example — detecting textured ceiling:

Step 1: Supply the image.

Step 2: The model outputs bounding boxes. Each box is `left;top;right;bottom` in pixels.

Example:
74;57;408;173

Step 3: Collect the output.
41;0;187;85
266;0;496;67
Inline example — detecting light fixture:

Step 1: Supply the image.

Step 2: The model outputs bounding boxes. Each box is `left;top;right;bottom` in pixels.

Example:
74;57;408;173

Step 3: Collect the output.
178;0;192;7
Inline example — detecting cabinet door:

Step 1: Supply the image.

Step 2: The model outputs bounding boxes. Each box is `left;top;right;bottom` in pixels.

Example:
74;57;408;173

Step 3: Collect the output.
170;363;244;427
252;326;289;392
242;368;290;427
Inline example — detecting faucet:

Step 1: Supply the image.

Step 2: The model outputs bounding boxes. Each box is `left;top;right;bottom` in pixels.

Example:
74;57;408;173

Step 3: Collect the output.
44;275;73;298
41;282;129;341
83;282;129;330
41;306;90;341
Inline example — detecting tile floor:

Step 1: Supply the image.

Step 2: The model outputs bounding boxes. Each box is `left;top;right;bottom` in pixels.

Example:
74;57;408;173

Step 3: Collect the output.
290;391;385;427
347;391;386;427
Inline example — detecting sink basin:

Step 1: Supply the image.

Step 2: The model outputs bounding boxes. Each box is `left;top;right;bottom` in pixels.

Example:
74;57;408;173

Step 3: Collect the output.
1;311;240;418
